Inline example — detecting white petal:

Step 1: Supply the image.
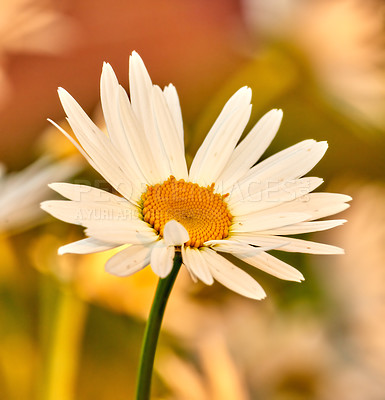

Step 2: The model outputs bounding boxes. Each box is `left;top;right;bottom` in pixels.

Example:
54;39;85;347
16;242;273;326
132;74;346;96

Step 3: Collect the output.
118;86;161;184
229;177;323;216
151;85;188;179
129;51;171;181
218;109;282;191
48;119;95;167
58;238;120;255
57;88;141;202
201;248;266;300
48;182;136;208
85;225;158;245
100;63;147;184
252;139;326;179
232;234;344;255
163;220;189;246
231;212;311;232
259;219;347;235
229;140;328;204
234;251;304;282
189;87;252;186
181;246;213;285
150;240;175;278
246;193;352;221
105;244;152;277
204;239;279;254
41;199;158;245
180;259;199;283
100;63;123;144
184;264;199;283
163;83;184;145
40;200;141;227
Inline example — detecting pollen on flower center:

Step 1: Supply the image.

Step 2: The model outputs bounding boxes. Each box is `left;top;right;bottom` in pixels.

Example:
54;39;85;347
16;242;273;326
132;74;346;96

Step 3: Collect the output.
141;176;232;248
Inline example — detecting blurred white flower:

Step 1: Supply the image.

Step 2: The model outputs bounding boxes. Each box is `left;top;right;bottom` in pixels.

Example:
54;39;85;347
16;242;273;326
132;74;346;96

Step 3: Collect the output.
243;0;385;129
0;156;80;235
191;296;385;400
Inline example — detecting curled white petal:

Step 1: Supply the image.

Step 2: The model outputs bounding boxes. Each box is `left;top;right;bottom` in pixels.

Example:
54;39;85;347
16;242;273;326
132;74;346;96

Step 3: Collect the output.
181;246;213;285
150;240;175;278
201;248;266;300
163;220;189;246
106;244;153;277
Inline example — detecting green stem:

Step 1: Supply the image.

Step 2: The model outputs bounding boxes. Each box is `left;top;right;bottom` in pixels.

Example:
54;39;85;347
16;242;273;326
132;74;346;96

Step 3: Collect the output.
40;279;87;400
135;253;182;400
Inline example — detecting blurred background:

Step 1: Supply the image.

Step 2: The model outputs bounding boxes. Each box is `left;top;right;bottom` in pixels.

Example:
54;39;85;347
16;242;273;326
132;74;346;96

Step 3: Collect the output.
1;0;385;399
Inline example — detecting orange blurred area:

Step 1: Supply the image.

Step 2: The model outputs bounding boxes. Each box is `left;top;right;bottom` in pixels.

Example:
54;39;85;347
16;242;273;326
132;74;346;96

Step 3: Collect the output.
0;0;248;168
1;0;385;399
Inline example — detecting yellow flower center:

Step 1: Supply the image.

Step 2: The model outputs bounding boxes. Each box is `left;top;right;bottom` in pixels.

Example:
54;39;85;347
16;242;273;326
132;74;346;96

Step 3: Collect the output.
141;176;232;247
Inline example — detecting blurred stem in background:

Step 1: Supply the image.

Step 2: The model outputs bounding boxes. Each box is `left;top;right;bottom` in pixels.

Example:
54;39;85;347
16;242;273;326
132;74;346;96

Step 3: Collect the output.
39;277;87;400
135;253;182;400
0;236;37;400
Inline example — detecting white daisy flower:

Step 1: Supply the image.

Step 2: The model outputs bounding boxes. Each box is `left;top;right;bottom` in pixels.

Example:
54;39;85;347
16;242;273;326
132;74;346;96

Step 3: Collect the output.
0;156;80;234
41;51;350;300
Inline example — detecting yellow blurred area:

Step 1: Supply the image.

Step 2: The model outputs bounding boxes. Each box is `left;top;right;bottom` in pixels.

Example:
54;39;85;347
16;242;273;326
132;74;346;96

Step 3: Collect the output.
1;0;385;399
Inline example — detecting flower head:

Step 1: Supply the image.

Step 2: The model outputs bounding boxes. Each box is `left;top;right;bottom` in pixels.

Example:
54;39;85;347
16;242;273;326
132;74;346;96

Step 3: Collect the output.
41;51;350;300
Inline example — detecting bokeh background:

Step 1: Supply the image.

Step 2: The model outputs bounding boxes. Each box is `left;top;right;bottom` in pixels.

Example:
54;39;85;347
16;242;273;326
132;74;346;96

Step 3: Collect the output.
1;0;385;399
